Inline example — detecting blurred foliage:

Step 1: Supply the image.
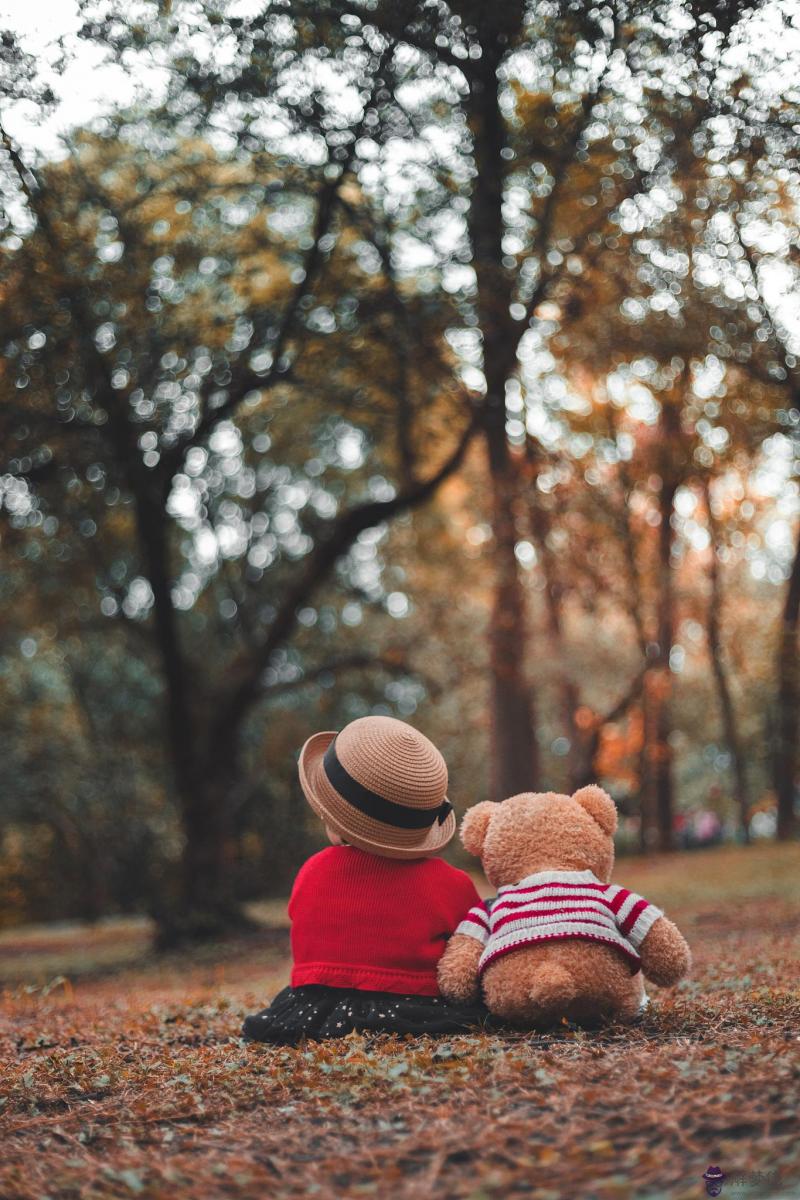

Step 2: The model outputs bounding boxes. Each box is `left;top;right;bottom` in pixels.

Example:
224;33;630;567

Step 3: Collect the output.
1;0;799;931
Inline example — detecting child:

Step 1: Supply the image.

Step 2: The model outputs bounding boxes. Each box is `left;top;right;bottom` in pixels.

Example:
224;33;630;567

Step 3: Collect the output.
243;715;487;1043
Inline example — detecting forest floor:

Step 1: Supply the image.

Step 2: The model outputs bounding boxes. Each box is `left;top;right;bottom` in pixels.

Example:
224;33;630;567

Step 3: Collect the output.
1;842;799;1200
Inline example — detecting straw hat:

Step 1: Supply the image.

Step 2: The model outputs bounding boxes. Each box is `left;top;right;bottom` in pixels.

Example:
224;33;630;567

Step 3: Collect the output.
298;715;456;859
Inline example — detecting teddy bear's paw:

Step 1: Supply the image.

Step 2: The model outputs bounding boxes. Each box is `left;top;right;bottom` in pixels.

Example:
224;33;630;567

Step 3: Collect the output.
437;934;482;1003
639;916;692;987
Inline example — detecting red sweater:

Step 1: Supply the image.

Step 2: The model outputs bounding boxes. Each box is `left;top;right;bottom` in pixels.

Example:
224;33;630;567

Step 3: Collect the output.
288;846;482;995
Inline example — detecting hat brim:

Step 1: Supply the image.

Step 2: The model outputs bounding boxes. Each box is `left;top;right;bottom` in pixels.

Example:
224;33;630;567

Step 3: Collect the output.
298;731;456;860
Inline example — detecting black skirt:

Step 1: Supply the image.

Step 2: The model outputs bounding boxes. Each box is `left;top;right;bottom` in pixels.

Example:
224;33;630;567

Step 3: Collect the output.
242;984;489;1044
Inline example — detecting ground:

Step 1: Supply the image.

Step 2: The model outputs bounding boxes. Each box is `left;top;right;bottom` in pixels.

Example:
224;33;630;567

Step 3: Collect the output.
1;843;799;1200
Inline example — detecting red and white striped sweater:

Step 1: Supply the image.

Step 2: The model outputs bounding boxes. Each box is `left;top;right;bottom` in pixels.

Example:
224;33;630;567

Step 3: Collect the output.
455;870;662;975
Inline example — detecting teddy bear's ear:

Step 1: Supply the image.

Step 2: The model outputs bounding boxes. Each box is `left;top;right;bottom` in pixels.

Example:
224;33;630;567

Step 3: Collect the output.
460;801;498;857
573;785;617;835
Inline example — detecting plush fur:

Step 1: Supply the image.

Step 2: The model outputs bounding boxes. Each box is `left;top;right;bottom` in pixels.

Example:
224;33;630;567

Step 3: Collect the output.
438;788;691;1027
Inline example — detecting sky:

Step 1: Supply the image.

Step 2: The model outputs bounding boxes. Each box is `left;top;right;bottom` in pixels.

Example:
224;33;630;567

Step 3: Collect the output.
0;0;148;155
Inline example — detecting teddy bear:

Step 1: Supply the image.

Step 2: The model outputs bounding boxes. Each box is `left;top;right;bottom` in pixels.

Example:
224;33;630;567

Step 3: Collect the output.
437;786;691;1026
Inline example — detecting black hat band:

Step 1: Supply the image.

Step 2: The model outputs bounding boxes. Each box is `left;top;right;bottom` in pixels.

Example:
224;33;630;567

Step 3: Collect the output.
323;738;453;830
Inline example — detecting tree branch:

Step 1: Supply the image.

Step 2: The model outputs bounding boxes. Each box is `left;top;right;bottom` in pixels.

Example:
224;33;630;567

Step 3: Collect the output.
260;651;411;701
211;411;479;745
163;26;407;472
520;10;624;329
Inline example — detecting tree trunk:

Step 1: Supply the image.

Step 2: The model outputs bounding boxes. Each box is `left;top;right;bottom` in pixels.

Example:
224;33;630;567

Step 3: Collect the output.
638;680;657;851
466;39;538;798
704;482;750;842
486;429;538;797
527;477;583;788
544;578;585;791
162;750;254;945
775;518;800;841
608;444;653;848
132;486;243;942
653;460;678;852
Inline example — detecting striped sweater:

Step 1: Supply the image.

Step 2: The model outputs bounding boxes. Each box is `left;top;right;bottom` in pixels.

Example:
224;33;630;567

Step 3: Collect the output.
455;870;663;975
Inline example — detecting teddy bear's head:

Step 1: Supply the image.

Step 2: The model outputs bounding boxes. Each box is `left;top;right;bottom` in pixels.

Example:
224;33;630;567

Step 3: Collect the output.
460;785;618;888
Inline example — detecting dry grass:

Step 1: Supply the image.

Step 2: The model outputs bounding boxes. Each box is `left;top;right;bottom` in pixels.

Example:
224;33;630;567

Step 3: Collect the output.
1;842;799;1200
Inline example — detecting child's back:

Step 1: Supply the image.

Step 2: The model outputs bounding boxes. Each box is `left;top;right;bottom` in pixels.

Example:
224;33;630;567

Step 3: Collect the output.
289;845;480;994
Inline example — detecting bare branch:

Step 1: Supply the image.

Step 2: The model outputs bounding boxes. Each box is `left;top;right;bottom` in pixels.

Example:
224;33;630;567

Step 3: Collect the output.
212;411;479;744
163;30;407;471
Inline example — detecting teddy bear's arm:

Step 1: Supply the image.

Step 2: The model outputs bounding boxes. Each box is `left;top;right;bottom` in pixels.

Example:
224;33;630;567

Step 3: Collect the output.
437;934;483;1003
638;915;691;987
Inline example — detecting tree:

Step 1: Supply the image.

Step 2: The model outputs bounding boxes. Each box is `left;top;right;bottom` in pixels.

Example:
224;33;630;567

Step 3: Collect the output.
0;111;475;938
106;0;771;800
729;230;800;842
702;477;751;841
